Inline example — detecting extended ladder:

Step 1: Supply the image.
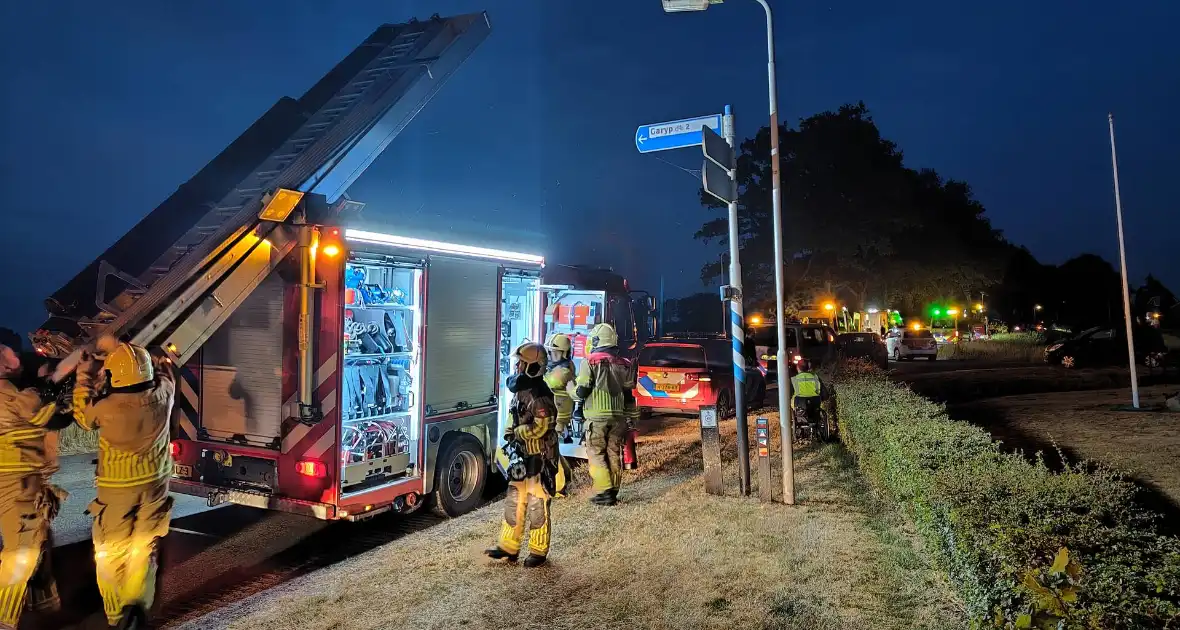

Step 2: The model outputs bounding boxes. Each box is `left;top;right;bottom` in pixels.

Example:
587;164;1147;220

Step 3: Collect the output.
32;13;491;362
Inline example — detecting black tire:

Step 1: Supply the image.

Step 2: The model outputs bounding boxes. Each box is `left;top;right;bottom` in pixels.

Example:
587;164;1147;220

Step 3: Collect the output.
716;388;734;419
891;348;900;362
431;434;488;517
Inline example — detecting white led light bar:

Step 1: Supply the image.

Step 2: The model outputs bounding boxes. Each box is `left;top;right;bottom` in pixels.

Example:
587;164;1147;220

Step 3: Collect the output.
344;229;545;266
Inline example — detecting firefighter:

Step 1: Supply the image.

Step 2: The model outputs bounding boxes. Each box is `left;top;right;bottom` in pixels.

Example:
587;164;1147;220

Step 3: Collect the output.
542;333;576;434
0;345;61;630
71;335;175;629
574;323;634;506
486;342;560;567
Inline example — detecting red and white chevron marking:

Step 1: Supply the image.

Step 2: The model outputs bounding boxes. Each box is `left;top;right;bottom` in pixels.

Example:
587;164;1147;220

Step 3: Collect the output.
281;352;339;459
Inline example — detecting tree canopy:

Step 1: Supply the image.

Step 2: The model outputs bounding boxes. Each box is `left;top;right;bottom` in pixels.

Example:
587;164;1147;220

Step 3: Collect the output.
696;102;1008;315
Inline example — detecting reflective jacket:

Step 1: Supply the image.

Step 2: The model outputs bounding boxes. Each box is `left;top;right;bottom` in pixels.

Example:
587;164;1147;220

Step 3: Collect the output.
509;384;558;457
791;371;822;402
0;379;57;475
76;375;175;489
575;349;635;421
542;360;577;430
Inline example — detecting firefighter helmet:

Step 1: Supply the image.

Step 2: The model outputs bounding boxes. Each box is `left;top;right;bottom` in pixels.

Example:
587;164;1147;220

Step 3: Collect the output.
589;323;618;350
545;333;572;357
514;342;547;378
103;341;154;388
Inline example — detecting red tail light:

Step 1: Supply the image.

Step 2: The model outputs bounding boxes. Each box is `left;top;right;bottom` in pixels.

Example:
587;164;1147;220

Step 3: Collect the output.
296;459;327;479
683;372;711;383
169;441;180;459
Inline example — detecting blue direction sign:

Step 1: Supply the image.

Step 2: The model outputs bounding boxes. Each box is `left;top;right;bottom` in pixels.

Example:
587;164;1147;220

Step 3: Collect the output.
635;114;722;154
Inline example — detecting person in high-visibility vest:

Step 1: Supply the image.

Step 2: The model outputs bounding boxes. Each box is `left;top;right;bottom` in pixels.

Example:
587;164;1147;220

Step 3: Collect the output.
574;323;634;506
487;342;561;567
0;345;64;630
71;335;175;629
790;359;824;415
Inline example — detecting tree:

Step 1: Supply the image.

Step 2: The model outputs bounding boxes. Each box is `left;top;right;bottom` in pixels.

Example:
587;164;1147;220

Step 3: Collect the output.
694;102;1007;314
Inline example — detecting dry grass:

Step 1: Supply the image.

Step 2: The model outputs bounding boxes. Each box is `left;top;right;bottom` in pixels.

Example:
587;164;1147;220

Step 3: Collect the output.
57;423;98;455
185;414;964;630
951;384;1180;507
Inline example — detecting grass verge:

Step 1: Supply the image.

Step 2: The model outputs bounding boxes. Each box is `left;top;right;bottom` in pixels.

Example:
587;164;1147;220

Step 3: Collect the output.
185;414;964;630
835;360;1180;628
937;340;1045;363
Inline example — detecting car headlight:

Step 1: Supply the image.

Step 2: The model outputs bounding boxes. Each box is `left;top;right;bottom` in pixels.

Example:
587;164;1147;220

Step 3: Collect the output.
1046;343;1063;352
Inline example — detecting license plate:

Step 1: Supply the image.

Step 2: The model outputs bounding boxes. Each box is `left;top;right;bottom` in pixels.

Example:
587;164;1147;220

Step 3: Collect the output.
654;383;680;392
174;464;193;478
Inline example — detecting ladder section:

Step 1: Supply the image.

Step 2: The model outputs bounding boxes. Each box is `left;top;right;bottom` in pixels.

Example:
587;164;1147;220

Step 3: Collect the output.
34;13;491;356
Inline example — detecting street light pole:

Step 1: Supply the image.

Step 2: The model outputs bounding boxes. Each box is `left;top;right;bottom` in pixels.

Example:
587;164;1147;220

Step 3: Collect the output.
1108;113;1140;409
752;0;794;505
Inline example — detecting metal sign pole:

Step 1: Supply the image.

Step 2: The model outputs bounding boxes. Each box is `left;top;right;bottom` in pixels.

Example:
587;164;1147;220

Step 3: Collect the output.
722;105;751;496
1107;113;1140;409
699;405;723;494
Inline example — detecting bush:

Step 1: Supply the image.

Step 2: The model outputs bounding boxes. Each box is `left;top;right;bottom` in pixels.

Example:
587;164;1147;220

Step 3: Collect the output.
833;360;1180;628
988;332;1046;345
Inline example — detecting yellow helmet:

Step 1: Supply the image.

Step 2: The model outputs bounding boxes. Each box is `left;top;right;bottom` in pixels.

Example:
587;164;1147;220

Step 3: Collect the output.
544;333;571;356
513;342;547;378
103;341;154;388
589;323;618;350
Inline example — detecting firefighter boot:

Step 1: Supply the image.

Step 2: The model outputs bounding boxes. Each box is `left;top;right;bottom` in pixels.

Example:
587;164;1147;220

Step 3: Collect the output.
590;491;617;506
113;604;146;629
483;547;518;562
523;554;548;568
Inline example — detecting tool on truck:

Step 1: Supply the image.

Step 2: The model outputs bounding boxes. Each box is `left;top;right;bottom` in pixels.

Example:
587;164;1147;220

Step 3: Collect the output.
27;13;533;521
537;265;655;459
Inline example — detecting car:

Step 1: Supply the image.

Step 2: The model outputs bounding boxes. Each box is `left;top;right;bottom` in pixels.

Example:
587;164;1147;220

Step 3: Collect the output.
634;335;768;418
1044;325;1168;369
884;328;938;361
748;322;838;381
836;332;888;368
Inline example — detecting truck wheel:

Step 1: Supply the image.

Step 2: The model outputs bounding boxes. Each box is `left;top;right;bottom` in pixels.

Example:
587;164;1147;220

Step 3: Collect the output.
431;434;487;517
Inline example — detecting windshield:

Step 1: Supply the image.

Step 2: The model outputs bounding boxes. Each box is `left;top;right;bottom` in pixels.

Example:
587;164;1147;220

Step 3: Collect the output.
903;330;934;339
1072;326;1103;340
638;344;708;369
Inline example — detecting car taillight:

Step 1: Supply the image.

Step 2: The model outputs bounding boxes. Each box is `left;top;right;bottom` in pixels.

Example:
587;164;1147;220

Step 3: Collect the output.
169;441;180;459
296;460;327;479
683;373;710;383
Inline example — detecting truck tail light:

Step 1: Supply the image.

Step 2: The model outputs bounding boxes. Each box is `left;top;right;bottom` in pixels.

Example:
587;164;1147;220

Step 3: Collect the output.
169;441;180;459
296;460;327;479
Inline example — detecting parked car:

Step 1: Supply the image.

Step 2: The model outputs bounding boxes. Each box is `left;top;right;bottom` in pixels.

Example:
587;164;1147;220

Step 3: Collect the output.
885;328;938;361
836;332;888;368
634;336;768;418
749;322;838;381
1044;325;1168;369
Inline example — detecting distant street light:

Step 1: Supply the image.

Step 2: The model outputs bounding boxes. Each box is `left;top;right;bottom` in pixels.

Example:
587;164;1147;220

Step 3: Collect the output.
946;308;960;316
661;0;794;503
749;314;763;326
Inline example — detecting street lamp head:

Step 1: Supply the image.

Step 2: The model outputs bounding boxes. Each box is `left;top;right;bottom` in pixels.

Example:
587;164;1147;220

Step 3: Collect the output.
823;303;835;311
661;0;719;12
1035;304;1043;310
749;315;763;326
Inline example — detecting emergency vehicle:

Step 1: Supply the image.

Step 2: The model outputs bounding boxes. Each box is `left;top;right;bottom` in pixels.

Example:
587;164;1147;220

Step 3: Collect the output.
28;13;525;521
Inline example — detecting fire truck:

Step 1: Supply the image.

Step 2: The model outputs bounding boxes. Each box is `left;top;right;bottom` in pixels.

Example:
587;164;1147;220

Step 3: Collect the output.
30;13;652;522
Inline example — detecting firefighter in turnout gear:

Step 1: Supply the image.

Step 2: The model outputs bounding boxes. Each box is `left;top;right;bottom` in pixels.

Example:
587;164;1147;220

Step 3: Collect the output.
71;335;176;629
574;323;635;506
542;333;576;435
486;342;561;567
0;345;63;630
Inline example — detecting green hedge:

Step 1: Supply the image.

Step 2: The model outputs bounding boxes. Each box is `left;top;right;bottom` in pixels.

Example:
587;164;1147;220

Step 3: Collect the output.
833;361;1180;629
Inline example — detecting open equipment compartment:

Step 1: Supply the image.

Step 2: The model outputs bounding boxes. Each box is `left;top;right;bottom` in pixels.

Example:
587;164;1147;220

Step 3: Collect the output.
340;256;424;496
496;272;543;440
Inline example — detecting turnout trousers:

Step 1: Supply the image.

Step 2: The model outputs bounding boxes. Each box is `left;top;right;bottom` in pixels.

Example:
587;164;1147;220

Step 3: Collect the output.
0;474;56;628
89;479;172;626
586;418;626;494
497;476;552;558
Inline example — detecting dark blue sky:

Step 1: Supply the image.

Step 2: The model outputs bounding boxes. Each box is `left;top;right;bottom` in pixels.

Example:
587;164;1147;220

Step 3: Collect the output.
1;0;1176;334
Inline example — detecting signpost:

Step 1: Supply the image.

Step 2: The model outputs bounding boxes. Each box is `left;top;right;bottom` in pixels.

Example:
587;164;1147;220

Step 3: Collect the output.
699;404;723;495
637;107;752;497
635;114;722;154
